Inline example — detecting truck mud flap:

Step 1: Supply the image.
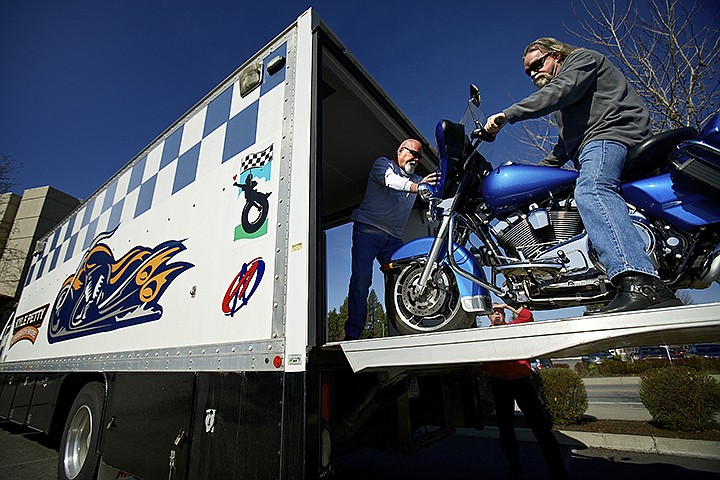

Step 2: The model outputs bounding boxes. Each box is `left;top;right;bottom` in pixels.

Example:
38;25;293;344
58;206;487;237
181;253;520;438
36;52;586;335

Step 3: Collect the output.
333;303;720;373
0;374;18;419
8;373;36;424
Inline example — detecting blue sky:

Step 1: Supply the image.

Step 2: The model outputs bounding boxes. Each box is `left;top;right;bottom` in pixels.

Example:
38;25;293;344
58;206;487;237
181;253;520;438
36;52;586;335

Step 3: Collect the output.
2;1;718;318
1;0;583;198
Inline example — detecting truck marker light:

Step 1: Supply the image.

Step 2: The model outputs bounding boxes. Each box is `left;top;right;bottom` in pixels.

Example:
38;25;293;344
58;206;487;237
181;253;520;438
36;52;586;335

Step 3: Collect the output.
273;355;283;368
266;55;286;75
321;382;331;422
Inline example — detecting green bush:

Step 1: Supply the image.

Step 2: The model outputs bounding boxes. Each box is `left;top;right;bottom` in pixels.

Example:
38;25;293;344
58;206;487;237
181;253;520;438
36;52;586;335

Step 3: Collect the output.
632;358;672;374
539;368;588;425
574;362;590;377
597;360;631;376
573;357;720;377
675;356;720;374
639;366;720;431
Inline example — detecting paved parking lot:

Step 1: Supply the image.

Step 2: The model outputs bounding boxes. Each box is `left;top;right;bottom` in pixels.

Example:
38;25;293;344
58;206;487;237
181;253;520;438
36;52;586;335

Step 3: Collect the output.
2;420;719;480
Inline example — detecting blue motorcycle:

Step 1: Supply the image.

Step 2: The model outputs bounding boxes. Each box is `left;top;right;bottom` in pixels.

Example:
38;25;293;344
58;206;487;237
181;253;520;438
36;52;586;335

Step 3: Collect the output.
384;86;720;335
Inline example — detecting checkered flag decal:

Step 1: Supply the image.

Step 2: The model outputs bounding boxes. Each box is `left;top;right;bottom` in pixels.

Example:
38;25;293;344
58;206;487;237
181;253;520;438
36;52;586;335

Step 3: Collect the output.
240;144;273;172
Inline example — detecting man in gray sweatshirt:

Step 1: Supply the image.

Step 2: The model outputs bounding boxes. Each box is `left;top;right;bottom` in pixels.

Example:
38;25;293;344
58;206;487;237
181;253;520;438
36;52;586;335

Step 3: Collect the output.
484;37;680;314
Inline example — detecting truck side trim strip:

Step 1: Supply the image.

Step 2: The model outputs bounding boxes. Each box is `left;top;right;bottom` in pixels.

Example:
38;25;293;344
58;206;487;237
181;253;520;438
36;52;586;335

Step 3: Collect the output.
0;339;285;373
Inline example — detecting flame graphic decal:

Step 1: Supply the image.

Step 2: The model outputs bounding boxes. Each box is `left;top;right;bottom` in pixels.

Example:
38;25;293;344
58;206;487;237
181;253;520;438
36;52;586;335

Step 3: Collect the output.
47;229;193;343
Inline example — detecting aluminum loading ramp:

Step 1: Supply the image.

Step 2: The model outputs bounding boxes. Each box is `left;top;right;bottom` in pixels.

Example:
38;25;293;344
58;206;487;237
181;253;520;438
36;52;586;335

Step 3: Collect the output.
336;303;720;373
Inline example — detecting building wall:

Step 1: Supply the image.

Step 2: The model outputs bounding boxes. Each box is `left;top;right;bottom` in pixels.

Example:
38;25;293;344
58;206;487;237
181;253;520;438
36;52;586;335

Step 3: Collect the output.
0;186;80;301
0;193;21;258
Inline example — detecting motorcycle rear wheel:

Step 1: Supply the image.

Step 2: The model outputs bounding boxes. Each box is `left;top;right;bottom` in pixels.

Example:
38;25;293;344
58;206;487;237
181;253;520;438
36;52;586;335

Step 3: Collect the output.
386;262;474;335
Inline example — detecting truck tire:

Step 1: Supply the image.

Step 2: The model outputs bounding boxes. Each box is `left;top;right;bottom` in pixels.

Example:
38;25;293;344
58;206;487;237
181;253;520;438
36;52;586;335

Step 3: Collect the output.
386;262;474;335
58;382;104;480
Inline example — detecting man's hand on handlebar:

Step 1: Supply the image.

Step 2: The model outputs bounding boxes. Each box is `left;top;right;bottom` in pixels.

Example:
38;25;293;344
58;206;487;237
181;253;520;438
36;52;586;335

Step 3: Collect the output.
411;171;439;193
421;171;440;185
484;113;508;134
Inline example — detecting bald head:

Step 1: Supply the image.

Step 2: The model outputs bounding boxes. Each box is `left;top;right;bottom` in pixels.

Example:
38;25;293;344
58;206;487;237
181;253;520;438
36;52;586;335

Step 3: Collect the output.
397;138;422;174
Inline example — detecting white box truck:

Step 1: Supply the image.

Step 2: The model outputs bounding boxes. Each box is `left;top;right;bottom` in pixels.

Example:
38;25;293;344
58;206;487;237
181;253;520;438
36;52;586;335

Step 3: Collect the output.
1;8;719;480
0;10;482;479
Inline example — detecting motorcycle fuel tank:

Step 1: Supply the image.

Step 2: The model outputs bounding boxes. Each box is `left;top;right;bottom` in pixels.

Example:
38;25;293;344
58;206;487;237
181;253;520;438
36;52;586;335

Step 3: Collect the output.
482;164;578;215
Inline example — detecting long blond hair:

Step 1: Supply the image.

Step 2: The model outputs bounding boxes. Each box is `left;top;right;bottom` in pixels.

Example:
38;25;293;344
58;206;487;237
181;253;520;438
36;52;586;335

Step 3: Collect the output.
522;37;577;62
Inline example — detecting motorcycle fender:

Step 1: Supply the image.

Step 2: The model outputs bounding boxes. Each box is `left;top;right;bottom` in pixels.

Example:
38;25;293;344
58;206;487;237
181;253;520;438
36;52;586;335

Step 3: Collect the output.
390;237;491;311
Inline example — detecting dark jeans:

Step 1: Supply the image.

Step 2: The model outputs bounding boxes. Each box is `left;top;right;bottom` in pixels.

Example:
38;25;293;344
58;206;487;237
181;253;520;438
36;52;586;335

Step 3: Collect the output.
345;222;403;339
490;376;569;480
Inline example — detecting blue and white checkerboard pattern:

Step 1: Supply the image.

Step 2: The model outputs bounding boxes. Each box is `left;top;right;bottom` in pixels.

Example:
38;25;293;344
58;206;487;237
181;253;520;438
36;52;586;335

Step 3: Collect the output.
27;43;288;286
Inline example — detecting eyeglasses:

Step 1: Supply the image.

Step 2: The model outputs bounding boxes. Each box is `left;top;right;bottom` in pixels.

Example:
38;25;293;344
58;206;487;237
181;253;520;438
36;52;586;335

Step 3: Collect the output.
401;146;421;159
525;53;551;77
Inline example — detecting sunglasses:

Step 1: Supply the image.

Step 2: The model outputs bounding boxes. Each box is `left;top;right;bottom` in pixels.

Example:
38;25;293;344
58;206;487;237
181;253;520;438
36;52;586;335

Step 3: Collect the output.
402;146;421;159
525;53;551;77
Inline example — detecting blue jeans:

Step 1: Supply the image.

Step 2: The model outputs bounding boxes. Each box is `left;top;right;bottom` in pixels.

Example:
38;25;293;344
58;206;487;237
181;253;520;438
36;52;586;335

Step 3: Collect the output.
575;140;657;281
346;222;404;339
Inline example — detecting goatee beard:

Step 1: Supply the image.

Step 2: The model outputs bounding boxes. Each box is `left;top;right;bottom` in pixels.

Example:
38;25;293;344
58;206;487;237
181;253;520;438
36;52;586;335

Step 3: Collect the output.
534;75;551;88
404;162;417;174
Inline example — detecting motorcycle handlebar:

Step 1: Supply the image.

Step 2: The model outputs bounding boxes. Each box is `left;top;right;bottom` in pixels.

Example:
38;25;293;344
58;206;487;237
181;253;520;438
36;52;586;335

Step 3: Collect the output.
470;127;497;143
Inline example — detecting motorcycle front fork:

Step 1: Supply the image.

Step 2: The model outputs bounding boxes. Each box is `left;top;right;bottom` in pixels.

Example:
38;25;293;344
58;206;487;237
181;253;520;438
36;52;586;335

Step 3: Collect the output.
416;213;506;298
417;215;451;292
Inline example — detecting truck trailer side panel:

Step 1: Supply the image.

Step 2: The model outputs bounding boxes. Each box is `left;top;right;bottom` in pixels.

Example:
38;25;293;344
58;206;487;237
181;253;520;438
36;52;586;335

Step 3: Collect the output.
3;32;294;368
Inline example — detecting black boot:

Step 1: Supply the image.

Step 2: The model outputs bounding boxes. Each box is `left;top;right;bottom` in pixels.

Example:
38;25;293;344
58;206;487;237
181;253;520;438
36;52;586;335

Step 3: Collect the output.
591;274;682;315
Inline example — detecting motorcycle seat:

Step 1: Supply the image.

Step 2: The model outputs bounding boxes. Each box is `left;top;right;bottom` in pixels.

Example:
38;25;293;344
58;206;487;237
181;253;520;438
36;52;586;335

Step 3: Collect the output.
622;127;697;181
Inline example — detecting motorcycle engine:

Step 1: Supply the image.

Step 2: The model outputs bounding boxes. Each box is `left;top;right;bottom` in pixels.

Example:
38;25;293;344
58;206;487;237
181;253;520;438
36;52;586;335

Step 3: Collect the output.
493;204;583;259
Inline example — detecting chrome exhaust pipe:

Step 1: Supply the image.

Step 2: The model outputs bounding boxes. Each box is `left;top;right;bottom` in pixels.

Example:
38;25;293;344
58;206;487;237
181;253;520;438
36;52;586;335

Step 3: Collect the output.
690;244;720;288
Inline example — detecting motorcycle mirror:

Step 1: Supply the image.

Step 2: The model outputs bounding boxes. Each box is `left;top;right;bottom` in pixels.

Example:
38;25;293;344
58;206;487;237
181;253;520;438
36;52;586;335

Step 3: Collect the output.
469;84;481;108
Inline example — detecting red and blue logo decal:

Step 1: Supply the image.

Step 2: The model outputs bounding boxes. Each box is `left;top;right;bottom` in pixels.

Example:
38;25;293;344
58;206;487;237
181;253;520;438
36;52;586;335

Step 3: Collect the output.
221;257;265;317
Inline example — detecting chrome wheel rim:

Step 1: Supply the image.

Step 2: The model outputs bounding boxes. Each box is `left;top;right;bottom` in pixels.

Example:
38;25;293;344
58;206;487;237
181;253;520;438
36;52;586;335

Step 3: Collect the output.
394;264;462;332
63;405;92;479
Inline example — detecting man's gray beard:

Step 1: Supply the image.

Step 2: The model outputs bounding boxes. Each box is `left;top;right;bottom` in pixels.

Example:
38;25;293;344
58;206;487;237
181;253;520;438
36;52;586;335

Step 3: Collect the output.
404;162;417;174
534;75;551;88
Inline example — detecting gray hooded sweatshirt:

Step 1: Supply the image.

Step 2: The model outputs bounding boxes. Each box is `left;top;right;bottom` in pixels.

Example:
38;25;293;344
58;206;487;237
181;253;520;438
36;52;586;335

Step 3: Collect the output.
504;48;651;166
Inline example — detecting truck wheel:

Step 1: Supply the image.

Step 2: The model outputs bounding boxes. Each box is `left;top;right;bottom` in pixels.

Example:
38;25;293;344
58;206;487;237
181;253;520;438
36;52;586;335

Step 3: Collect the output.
58;382;104;480
386;262;474;335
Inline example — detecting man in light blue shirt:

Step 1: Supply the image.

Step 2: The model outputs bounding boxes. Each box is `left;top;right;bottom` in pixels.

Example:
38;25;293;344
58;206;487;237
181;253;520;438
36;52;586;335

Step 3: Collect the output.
344;139;438;340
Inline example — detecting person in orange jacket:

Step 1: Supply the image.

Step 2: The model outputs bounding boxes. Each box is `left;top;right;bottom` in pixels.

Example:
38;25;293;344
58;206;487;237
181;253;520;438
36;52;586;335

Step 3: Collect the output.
485;304;569;480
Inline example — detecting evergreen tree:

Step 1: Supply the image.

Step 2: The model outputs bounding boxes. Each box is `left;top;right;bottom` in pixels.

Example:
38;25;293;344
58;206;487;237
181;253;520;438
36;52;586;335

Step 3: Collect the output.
326;297;349;342
325;290;388;341
365;289;388;339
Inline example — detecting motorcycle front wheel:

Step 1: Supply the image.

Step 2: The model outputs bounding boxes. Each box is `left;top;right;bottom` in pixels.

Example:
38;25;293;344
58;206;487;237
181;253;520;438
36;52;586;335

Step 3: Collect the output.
386;262;474;335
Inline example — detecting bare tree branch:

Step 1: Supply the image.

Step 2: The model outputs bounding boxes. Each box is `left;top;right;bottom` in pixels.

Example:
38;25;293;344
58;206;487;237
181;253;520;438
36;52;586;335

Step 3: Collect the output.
510;115;559;163
568;0;720;130
0;154;18;193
